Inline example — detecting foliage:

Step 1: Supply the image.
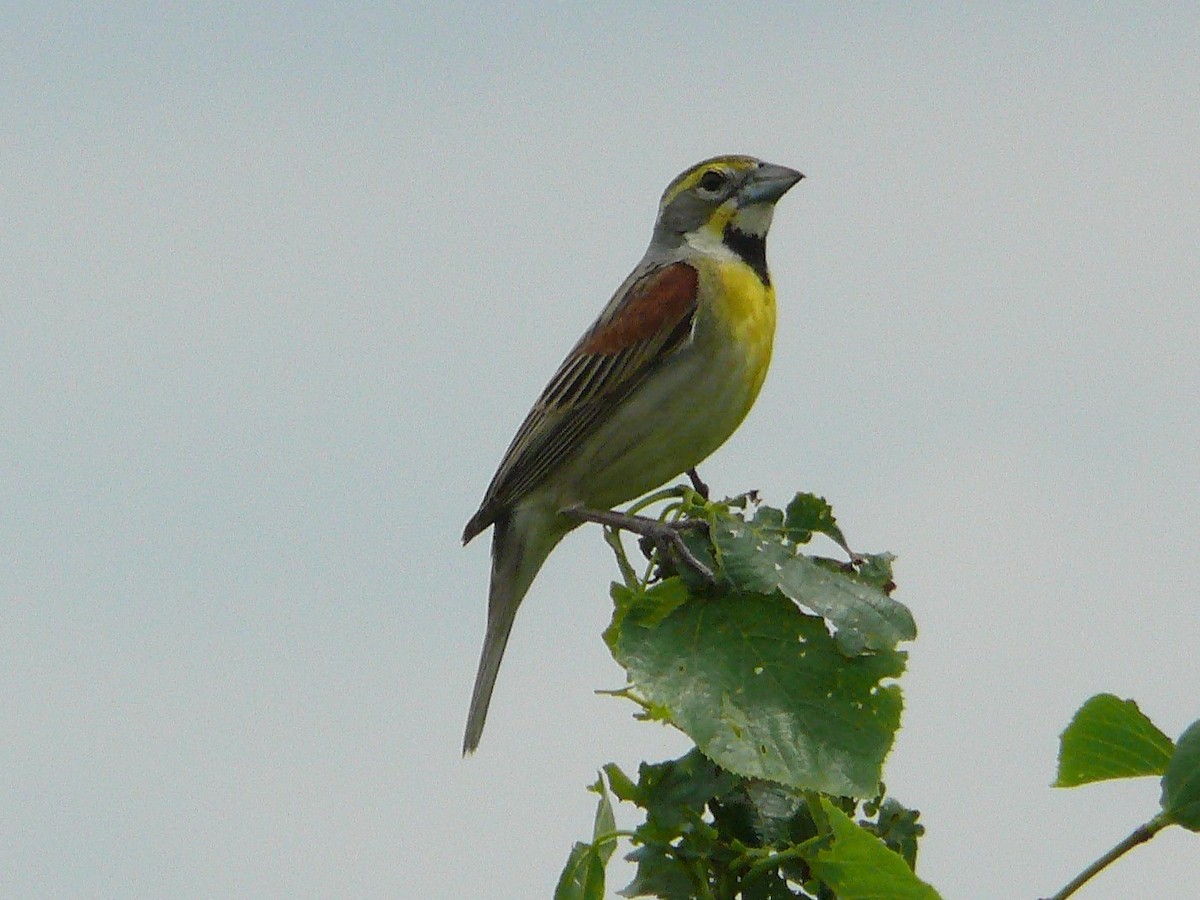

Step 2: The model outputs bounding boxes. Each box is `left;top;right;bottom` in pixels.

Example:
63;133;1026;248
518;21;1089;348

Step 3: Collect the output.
1054;693;1175;787
553;487;1198;899
1048;693;1200;898
557;490;936;899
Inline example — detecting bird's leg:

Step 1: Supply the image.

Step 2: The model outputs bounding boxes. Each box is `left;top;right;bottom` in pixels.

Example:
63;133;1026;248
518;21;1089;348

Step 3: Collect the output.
562;505;713;582
685;468;710;499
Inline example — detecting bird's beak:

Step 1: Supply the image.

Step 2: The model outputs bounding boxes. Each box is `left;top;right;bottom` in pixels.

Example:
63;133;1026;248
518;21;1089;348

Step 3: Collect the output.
739;163;804;206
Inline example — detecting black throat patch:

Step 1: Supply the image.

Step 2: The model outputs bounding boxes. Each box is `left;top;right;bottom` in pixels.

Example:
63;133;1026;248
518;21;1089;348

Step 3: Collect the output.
722;224;770;285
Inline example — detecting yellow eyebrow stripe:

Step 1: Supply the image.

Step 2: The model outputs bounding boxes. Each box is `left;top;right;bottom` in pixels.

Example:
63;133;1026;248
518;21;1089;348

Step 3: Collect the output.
659;155;760;207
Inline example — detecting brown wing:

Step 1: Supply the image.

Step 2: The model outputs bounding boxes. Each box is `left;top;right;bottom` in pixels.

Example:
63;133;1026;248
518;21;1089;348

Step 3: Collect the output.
463;261;700;542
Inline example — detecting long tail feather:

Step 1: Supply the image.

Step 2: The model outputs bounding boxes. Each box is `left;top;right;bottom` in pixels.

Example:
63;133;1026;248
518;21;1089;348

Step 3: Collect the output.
462;508;566;755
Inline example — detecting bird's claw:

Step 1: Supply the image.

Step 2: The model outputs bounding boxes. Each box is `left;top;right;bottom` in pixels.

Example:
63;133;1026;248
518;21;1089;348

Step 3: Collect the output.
566;504;714;583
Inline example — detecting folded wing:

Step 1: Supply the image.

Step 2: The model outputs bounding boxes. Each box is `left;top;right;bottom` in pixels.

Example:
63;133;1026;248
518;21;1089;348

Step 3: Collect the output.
463;261;700;542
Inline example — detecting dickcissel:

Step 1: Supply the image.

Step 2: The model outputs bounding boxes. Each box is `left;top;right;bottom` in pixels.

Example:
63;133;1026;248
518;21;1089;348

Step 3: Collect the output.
462;155;803;754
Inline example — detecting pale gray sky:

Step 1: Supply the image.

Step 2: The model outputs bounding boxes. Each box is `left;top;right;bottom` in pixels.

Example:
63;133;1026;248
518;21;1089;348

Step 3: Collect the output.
3;4;1199;898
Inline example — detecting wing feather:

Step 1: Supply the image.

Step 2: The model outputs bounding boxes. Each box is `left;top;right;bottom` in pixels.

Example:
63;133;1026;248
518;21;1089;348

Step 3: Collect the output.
463;261;700;540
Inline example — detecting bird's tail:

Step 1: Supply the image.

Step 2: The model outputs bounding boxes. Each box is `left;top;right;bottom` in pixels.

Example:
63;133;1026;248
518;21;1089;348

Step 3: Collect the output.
462;506;567;755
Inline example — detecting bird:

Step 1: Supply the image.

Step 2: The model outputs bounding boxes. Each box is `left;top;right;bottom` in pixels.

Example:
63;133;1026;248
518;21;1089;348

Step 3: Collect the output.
461;155;804;754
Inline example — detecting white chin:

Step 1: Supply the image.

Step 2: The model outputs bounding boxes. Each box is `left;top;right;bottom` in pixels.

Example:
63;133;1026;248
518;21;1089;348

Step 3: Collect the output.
733;203;775;237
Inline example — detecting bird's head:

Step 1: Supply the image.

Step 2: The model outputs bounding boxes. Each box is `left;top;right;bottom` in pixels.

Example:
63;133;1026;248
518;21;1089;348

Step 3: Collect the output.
653;155;804;248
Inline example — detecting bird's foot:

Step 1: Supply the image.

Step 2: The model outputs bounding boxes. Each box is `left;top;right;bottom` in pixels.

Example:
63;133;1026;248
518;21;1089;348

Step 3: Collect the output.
685;467;710;500
563;505;713;582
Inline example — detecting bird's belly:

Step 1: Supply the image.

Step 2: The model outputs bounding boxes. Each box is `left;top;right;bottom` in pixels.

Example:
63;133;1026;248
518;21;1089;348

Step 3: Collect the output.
555;324;771;512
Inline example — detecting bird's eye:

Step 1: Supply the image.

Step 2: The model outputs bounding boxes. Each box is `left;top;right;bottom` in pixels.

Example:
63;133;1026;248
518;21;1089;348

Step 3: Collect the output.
699;170;728;192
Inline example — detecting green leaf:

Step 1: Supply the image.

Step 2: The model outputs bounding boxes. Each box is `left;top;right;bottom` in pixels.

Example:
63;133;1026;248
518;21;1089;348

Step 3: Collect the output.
861;796;925;870
590;776;617;859
774;555;914;655
629;748;739;840
602;762;639;804
743;781;808;844
1055;694;1175;787
605;580;691;652
609;590;905;797
710;510;915;654
555;776;618;900
555;842;607;900
752;503;786;533
1161;718;1200;830
712;519;794;594
710;778;812;849
613;750;735;898
619;844;696;899
852;552;897;593
805;798;941;899
784;492;848;549
739;870;805;900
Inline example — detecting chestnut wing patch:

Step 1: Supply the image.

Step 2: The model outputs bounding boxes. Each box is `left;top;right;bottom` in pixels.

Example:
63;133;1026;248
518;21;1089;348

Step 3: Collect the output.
469;261;701;519
582;262;699;354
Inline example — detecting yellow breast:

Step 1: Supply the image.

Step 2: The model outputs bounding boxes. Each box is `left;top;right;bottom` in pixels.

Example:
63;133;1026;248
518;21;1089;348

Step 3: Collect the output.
709;259;777;406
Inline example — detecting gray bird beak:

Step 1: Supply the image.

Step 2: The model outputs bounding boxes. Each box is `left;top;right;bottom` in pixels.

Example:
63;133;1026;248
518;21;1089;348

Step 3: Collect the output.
740;163;804;205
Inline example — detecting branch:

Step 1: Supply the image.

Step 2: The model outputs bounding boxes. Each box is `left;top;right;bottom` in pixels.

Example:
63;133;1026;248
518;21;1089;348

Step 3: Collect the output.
1043;816;1168;900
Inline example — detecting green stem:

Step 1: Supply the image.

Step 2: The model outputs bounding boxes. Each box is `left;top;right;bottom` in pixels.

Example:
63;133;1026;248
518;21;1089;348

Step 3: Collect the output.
742;844;814;881
1044;816;1168;900
602;525;638;587
600;479;716;588
626;485;688;517
804;791;831;833
594;479;703;587
590;828;636;844
595;686;651;712
691;858;717;900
